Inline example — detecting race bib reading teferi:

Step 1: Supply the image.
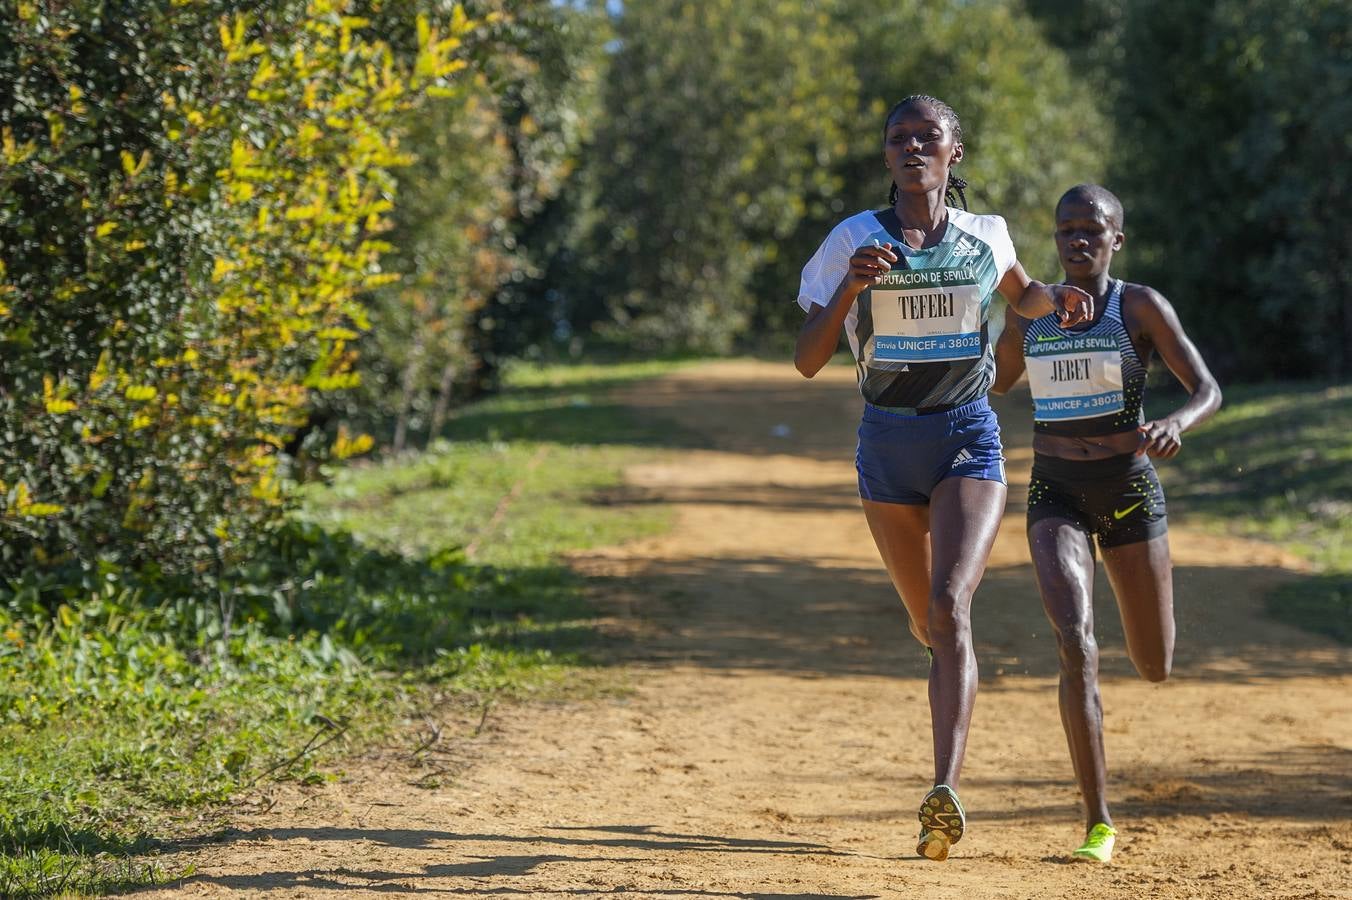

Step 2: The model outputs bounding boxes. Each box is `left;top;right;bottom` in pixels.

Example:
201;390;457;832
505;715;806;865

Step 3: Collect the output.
1025;334;1125;421
867;267;983;364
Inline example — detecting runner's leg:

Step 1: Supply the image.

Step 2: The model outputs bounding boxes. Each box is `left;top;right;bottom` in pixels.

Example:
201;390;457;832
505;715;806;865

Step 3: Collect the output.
1028;516;1111;830
926;475;1006;788
1101;534;1174;682
861;499;932;646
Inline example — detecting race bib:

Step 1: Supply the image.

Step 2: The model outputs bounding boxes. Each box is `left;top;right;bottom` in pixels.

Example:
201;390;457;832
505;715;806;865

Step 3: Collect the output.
867;266;982;364
1025;334;1125;420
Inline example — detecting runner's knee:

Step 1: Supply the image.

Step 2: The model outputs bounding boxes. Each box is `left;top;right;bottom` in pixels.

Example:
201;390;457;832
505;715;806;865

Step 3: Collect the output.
1131;651;1170;683
1052;620;1097;673
926;586;973;645
1125;624;1173;682
908;619;931;647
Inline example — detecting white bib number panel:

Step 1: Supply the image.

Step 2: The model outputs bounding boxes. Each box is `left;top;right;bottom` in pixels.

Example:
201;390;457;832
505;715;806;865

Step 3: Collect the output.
1026;346;1125;421
867;267;982;364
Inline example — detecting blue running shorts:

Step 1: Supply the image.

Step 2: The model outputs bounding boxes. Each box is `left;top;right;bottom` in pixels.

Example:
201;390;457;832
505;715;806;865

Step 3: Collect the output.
856;397;1007;505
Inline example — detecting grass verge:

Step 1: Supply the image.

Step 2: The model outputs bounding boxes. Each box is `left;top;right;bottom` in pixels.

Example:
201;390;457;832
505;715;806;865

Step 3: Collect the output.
1148;380;1351;643
0;358;692;897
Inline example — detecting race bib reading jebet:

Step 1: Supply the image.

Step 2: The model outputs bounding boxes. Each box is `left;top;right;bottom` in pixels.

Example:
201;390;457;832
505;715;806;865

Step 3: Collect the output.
1025;334;1125;420
866;266;982;364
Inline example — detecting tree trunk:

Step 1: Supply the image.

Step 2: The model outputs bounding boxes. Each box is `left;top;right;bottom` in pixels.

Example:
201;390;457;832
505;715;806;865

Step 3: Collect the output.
391;340;424;455
426;359;458;448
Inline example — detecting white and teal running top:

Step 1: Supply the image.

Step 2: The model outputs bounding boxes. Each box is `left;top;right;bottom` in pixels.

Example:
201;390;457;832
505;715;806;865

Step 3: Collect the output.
798;207;1017;409
1023;278;1147;435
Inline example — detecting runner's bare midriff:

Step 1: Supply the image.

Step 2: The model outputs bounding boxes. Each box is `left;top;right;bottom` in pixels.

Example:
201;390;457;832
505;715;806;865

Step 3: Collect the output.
1034;430;1140;460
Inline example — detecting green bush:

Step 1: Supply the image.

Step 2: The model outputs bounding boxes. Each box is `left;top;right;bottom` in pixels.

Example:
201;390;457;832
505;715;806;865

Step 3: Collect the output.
343;0;608;450
0;0;475;593
0;519;580;895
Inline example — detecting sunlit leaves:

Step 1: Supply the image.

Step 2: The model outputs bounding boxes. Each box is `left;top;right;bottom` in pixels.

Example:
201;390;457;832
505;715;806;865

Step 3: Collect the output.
42;377;77;415
337;0;606;451
0;0;479;582
123;386;158;402
6;482;65;519
331;426;374;459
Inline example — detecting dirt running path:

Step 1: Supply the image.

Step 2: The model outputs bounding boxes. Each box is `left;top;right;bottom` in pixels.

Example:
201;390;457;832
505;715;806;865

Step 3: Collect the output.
145;361;1352;899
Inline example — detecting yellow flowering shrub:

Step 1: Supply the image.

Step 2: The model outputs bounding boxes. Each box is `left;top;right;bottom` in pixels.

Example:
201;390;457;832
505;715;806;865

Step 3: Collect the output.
0;0;476;585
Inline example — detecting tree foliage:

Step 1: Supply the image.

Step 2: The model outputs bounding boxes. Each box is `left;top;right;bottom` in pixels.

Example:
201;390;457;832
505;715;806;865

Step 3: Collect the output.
558;0;1106;350
6;0;1345;599
0;0;477;587
1027;0;1352;379
571;0;858;352
345;0;607;450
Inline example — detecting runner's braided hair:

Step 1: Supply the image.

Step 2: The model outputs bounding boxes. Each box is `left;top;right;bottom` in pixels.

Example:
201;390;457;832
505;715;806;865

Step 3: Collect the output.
884;95;968;211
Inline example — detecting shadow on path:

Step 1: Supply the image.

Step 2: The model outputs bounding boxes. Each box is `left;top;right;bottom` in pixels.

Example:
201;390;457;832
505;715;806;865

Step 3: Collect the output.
809;744;1352;824
148;824;881;898
587;552;1345;683
587;364;1349;684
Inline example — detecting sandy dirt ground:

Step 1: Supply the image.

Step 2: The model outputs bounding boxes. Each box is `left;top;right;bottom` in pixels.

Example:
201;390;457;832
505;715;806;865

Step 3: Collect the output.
139;361;1352;899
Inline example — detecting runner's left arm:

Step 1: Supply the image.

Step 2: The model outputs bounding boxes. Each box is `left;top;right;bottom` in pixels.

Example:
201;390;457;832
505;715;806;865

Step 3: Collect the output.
1132;287;1223;458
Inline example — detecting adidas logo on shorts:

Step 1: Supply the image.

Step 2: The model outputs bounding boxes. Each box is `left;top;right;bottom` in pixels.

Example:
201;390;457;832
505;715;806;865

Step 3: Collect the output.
951;448;975;468
953;236;981;258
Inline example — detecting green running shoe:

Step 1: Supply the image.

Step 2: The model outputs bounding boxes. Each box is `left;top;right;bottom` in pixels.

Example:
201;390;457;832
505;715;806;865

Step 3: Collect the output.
916;784;965;861
1073;823;1117;863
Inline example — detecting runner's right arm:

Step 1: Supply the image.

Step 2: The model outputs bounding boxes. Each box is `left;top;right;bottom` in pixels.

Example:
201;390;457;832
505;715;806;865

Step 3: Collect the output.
795;242;899;378
991;304;1030;395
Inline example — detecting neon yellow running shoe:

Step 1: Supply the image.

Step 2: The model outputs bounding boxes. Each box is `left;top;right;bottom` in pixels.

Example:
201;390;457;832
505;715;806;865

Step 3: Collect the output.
916;784;965;861
1073;823;1117;862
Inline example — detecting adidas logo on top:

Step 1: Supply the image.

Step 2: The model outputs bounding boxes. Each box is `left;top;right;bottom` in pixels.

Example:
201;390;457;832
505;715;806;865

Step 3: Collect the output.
953;237;980;258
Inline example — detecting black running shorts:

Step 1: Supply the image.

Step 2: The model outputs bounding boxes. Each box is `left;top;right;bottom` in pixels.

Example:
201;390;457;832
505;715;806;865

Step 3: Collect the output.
1026;451;1167;548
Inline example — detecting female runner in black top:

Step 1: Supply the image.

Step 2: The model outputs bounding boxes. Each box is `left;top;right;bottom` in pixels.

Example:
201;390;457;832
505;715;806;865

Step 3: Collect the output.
993;184;1222;862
